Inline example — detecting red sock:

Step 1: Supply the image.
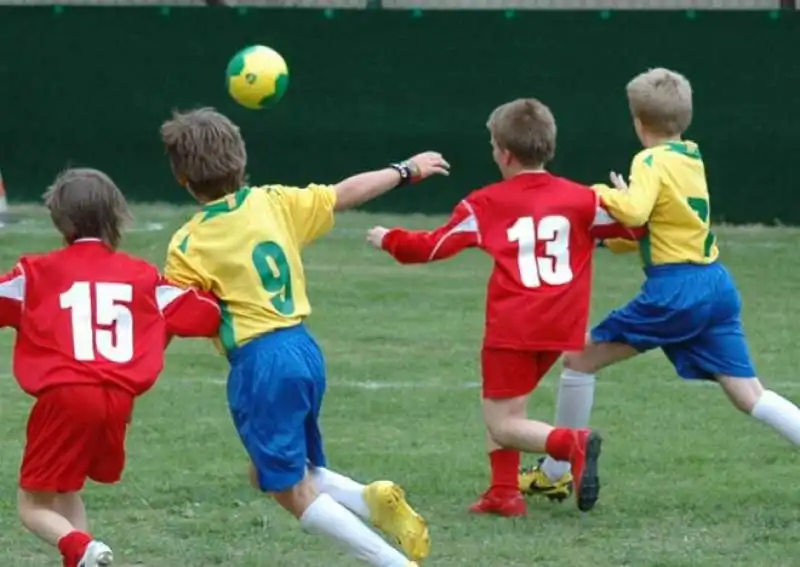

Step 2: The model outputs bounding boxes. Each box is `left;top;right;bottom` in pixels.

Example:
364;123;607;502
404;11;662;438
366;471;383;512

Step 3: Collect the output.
57;530;92;567
489;449;520;491
545;427;575;462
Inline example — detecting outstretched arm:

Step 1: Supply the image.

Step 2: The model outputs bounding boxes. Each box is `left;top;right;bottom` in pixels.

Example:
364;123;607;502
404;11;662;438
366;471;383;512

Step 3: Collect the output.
333;152;450;211
591;200;647;254
594;153;660;227
367;200;480;264
156;278;221;339
0;265;24;329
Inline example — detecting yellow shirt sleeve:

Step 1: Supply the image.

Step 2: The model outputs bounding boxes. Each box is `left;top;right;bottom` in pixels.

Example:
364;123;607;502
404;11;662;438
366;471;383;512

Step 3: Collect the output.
594;152;660;227
602;238;640;254
264;184;337;246
164;232;212;290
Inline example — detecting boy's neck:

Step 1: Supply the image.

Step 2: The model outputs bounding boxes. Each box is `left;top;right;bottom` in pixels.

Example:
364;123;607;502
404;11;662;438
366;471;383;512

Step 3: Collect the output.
642;133;683;149
505;163;546;178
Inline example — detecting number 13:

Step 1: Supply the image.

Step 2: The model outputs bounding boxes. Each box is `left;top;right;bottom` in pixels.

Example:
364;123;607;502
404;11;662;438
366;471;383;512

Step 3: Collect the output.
507;215;573;288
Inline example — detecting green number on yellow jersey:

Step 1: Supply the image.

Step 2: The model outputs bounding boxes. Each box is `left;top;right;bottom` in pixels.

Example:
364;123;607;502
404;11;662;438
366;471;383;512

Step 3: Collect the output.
686;197;716;258
252;241;295;315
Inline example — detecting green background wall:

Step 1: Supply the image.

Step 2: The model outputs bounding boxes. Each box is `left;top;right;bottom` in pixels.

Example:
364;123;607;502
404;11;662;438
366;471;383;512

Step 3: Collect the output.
0;8;797;223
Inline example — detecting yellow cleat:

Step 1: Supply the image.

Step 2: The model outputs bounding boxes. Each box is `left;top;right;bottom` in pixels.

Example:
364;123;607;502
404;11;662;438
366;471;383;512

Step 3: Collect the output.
364;481;430;562
519;459;573;502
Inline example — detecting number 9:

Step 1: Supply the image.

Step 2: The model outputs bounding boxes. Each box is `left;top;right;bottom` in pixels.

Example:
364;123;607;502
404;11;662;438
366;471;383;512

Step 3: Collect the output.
252;241;295;315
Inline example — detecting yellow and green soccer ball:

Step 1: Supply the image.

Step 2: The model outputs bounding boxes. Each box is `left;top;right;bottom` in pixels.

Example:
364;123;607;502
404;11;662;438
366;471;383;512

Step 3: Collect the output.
226;45;289;110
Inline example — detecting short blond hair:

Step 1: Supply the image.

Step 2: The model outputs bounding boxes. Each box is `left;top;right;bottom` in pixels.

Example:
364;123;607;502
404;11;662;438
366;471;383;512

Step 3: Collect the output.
626;68;693;137
487;98;556;168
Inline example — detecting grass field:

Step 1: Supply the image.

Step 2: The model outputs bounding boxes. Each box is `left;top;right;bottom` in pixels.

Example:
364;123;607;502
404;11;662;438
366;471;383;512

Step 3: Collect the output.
0;205;799;566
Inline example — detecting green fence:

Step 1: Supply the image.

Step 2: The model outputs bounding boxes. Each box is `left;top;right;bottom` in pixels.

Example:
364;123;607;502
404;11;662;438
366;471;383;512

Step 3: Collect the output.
0;8;797;223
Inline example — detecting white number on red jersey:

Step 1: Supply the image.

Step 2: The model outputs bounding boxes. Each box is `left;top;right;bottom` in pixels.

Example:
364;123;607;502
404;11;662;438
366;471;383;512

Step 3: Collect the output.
507;215;573;288
59;282;134;363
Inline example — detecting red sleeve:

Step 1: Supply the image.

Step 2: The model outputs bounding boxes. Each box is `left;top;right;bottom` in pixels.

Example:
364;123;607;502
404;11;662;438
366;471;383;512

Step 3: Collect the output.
382;200;481;264
589;200;648;241
156;278;221;339
0;264;24;329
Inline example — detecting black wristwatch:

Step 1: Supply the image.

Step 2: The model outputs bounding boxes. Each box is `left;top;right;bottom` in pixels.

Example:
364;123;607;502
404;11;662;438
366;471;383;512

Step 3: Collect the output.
390;160;420;186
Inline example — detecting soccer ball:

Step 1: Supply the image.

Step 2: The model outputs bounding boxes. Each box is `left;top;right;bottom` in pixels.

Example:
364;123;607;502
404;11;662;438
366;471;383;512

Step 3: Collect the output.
226;45;289;110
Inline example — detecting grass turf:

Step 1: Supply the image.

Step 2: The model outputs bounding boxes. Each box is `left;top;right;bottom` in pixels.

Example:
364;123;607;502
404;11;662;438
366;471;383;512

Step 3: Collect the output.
0;205;798;566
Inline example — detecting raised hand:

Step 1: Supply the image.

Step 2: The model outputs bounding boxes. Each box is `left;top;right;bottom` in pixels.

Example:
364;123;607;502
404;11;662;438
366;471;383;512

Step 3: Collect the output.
609;171;629;192
407;152;451;180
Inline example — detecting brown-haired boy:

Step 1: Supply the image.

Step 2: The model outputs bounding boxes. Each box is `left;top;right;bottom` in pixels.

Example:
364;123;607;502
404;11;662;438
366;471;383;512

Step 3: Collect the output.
0;168;221;567
367;98;644;516
161;107;449;566
532;67;800;495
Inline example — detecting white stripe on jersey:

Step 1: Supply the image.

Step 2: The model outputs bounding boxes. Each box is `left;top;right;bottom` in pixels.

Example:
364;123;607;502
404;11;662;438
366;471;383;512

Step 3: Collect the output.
593;205;618;227
156;284;189;311
428;209;479;260
0;273;24;302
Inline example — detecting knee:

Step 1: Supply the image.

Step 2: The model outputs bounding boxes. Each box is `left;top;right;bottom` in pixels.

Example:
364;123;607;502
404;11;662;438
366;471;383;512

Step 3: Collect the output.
271;476;318;519
719;376;763;414
485;414;519;447
563;351;597;374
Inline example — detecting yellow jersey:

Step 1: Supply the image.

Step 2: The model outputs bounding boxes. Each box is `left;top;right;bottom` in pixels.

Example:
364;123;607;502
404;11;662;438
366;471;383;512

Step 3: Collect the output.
165;184;336;353
594;140;719;266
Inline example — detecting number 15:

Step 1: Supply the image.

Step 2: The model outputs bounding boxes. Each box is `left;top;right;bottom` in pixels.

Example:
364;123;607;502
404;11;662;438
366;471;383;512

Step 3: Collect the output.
59;281;134;363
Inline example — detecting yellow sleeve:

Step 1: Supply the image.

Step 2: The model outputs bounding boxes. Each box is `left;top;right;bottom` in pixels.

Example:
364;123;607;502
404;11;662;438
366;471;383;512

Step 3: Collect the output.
594;152;660;227
264;184;337;246
602;238;640;254
164;232;212;290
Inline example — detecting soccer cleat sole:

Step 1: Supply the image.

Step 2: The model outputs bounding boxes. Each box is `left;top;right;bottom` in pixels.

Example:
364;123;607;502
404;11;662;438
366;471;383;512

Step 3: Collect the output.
545;491;570;503
576;431;602;512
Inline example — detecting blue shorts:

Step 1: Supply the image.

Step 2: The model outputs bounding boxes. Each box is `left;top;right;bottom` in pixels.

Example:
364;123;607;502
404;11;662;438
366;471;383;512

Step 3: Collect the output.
226;324;327;492
591;262;756;380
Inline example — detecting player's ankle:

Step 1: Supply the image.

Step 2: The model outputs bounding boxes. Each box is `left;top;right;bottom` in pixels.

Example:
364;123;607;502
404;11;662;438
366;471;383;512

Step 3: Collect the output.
57;530;92;565
544;428;573;461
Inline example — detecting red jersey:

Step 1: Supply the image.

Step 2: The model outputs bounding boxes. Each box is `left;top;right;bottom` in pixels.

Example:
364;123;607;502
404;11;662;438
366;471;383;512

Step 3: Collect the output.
382;172;645;351
0;239;221;396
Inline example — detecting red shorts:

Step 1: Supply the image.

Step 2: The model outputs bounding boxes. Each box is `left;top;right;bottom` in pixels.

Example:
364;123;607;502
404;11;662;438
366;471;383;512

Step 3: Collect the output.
20;385;134;493
481;348;561;399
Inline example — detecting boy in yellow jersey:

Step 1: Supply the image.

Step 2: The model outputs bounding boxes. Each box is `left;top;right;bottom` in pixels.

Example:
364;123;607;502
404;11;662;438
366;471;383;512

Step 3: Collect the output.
159;108;449;567
523;68;800;497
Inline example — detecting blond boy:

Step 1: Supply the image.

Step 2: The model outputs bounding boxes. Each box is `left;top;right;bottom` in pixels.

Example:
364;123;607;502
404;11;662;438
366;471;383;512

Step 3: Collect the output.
525;68;800;496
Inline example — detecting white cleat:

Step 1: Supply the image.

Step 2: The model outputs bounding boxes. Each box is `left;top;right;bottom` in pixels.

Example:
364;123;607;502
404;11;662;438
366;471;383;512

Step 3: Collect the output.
78;540;114;567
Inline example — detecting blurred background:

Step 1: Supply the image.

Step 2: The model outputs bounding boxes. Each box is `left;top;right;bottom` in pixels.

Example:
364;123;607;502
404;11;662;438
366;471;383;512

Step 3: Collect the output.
0;0;797;222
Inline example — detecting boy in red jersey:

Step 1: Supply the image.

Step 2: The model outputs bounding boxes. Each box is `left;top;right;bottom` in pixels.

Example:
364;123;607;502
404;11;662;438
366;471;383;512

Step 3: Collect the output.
0;169;220;567
367;99;644;516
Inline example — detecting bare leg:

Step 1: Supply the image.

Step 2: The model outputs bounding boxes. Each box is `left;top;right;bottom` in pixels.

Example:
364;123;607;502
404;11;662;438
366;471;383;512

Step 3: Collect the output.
18;489;75;546
54;493;88;532
719;375;800;444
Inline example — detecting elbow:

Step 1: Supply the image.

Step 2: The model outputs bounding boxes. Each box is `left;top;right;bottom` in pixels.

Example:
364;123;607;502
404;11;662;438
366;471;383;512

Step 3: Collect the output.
333;186;358;212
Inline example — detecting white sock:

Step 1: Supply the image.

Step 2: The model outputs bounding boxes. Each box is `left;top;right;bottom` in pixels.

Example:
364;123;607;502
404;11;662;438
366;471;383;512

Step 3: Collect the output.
540;369;596;481
300;493;408;567
751;390;800;444
310;467;370;519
